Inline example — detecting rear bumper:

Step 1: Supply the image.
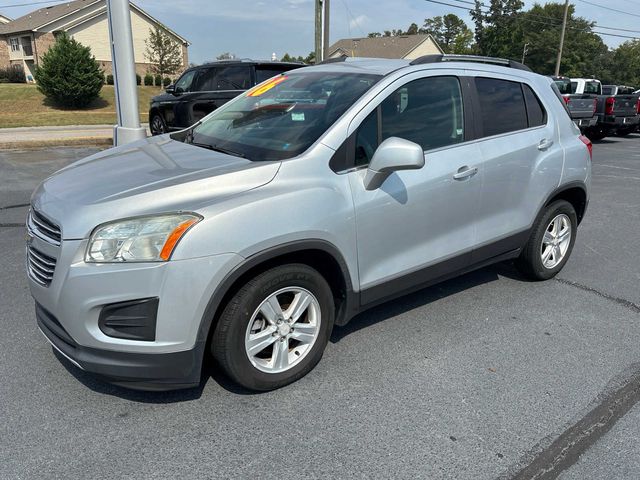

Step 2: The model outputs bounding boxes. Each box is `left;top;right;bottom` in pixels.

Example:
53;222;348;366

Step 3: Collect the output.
598;115;639;128
573;117;597;128
36;303;205;391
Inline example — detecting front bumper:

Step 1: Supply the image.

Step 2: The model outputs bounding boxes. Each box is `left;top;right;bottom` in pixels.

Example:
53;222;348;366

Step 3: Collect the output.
27;232;244;390
37;302;205;390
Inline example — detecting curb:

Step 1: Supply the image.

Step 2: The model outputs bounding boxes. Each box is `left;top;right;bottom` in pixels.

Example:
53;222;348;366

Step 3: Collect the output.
0;136;113;150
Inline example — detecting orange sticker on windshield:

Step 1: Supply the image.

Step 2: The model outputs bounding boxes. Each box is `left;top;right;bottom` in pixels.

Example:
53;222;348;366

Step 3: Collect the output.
247;75;288;97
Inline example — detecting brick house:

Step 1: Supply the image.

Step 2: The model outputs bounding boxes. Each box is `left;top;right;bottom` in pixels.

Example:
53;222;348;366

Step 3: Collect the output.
0;0;189;82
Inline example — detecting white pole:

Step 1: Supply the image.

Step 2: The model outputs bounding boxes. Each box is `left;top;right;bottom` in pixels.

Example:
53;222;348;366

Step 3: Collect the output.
106;0;146;146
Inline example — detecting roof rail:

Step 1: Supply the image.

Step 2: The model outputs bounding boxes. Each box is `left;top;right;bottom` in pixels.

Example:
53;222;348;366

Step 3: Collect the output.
409;54;532;72
317;55;348;65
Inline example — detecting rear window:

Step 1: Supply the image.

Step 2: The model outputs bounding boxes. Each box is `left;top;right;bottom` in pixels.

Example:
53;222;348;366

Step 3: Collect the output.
475;77;528;137
584;81;601;95
554;79;571;95
256;65;298;84
602;86;614;95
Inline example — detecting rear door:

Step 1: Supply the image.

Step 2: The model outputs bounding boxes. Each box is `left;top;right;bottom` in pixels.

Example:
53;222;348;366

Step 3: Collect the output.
470;75;564;262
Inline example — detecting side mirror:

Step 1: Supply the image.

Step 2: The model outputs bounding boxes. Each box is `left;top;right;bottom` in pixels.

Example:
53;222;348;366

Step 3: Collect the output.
363;137;425;190
165;85;177;95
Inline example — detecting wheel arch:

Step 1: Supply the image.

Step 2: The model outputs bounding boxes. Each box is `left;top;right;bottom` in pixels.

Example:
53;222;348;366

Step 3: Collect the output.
196;240;357;350
544;181;588;224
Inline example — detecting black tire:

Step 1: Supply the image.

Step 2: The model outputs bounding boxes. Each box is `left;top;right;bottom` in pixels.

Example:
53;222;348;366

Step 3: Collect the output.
150;112;167;135
516;200;578;281
212;264;334;391
586;127;607;141
617;128;632;137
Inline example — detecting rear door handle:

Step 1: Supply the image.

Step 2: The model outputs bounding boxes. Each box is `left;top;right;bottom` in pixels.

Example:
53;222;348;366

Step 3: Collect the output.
538;138;554;150
453;166;478;180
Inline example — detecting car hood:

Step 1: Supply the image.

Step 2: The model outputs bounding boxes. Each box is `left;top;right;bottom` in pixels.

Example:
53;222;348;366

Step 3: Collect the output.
31;135;281;239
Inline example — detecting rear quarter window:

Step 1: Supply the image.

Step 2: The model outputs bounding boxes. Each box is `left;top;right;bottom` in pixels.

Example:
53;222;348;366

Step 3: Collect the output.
522;84;547;127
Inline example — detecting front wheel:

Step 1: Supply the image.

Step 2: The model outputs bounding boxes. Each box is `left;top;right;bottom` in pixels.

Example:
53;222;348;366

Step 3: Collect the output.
150;113;167;135
516;200;577;281
212;264;334;391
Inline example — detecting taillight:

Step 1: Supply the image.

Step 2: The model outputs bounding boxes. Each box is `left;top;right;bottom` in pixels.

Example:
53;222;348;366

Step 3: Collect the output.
605;97;615;115
636;98;640;114
592;98;597;115
563;96;571;105
579;135;592;161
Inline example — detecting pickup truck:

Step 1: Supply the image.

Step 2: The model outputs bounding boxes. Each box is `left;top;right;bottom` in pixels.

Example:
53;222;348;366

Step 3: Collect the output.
551;76;598;133
594;85;639;138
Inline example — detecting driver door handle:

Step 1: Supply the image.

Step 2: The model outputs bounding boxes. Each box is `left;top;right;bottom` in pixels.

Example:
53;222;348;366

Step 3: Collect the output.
538;138;554;150
453;166;478;180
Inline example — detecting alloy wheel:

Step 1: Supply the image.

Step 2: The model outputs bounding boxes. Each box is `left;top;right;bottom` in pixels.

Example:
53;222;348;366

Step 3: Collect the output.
540;213;572;269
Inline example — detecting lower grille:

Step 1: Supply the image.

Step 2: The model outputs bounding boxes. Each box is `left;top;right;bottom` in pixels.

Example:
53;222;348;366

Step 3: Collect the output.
27;245;57;287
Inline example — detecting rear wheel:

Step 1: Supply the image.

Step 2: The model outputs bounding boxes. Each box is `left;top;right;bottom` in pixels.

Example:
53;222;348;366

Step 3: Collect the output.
516;200;577;281
586;127;607;141
617;127;633;137
212;264;334;391
150;113;167;135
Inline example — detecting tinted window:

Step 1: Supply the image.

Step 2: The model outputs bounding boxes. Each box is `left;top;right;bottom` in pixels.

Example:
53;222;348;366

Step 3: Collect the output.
523;84;546;127
475;77;528;137
256;66;295;84
602;86;613;95
215;66;251;90
193;67;216;91
584;81;601;95
192;72;380;161
355;110;378;166
554;79;571;94
175;70;197;92
570;82;578;94
379;76;464;152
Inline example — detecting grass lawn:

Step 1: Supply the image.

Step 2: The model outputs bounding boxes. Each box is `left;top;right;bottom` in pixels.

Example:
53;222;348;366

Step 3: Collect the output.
0;84;160;128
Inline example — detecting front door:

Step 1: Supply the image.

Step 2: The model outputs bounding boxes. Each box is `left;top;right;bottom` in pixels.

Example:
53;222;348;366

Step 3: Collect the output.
347;75;483;305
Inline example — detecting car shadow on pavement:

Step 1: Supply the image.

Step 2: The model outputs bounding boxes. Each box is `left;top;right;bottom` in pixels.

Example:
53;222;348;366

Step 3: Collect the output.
331;265;507;343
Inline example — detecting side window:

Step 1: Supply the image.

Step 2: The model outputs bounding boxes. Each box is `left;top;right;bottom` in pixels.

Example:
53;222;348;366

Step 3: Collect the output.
475;77;528;137
193;68;217;91
522;84;547;127
355;110;378;166
215;66;251;90
570;81;578;94
175;70;197;93
380;76;464;151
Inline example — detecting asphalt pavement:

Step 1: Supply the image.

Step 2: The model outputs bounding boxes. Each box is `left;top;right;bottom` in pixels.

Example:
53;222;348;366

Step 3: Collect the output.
1;136;639;479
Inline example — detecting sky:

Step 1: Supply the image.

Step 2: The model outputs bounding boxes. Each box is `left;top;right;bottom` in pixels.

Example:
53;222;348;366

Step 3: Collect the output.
1;0;637;63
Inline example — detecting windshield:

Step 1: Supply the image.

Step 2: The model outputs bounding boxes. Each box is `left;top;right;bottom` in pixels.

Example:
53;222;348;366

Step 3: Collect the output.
190;71;381;161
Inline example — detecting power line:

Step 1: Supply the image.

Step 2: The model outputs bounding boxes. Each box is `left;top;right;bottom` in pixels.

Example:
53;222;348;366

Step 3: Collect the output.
577;0;640;19
423;0;640;39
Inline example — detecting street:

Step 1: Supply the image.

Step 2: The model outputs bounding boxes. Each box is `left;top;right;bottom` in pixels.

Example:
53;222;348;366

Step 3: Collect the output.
1;136;639;479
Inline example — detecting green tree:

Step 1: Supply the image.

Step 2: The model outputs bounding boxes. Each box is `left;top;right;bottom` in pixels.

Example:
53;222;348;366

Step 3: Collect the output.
216;52;235;60
471;0;525;59
34;33;103;107
422;14;474;53
594;40;640;86
406;23;419;35
145;26;183;83
280;53;294;62
368;32;382;38
519;3;607;75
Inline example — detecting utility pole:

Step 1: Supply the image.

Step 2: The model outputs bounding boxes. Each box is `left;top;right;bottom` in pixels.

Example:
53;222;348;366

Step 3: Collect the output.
555;0;570;76
323;0;330;61
314;0;323;63
106;0;146;146
521;42;529;65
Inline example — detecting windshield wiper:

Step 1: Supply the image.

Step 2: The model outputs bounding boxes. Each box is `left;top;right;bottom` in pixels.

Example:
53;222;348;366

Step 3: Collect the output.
189;142;246;158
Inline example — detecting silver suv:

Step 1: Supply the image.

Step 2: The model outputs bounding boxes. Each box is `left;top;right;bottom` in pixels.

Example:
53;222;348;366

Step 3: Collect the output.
27;55;591;391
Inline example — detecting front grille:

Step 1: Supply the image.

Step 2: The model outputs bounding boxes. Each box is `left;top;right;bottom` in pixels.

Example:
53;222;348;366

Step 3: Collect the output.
28;209;61;245
27;245;57;287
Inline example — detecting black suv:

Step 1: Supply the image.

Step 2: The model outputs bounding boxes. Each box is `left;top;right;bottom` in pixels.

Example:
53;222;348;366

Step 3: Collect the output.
149;60;304;135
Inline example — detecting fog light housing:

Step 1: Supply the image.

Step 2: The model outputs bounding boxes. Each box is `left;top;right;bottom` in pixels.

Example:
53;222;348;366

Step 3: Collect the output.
99;298;159;341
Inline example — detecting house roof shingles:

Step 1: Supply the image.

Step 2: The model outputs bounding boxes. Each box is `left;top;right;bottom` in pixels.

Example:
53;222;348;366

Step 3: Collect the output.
328;34;440;59
0;0;97;34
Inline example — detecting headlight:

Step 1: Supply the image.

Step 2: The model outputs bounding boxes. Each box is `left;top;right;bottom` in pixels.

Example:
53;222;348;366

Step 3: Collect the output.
86;213;201;263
